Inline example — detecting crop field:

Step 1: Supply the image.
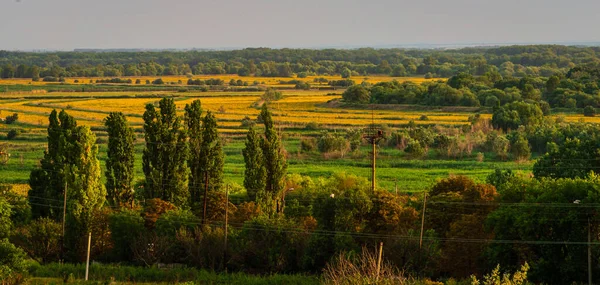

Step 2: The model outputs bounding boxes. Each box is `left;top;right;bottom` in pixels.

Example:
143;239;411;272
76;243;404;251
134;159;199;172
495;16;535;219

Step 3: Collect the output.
2;76;587;196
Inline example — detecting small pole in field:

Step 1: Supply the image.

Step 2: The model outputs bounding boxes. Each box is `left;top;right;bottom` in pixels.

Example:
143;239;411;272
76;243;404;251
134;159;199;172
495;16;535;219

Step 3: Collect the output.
420;193;427;249
61;179;68;263
202;172;209;224
376;242;383;281
224;185;229;273
85;232;91;281
394;178;398;195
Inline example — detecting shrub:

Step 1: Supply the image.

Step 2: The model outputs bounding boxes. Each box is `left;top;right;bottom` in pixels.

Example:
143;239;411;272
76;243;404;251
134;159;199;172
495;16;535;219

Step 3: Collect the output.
584;106;596;117
11;217;61;263
5;113;18;124
0;239;28;285
317;132;350;155
305;122;320;130
300;137;317;152
323;247;406;285
108;210;145;262
511;134;531;161
404;140;426;158
240;116;254;127
419;115;429;121
261;88;283;102
6;129;20;140
152;78;165;85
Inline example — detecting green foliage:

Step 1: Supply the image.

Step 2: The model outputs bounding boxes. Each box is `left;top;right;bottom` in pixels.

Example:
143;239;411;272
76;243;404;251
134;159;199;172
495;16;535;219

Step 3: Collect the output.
471;263;530;285
533;137;600;179
104;112;136;208
11;217;61;263
317;132;350;154
108;210;145;262
510;133;531;161
492;101;544;131
485;176;600;284
584;105;596;117
0;238;28;285
235;215;311;273
243;125;266;202
404;139;426;158
199;111;224;197
142;98;189;206
0;196;12;239
4;113;19;124
65;126;106;261
342;85;370;103
29;109;78;220
261;88;283;102
259;104;287;213
6;129;20;140
300;137;317;152
184;99;203;205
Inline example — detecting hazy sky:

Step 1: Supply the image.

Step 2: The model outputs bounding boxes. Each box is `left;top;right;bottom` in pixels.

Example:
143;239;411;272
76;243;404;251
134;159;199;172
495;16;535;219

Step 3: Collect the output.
1;0;599;50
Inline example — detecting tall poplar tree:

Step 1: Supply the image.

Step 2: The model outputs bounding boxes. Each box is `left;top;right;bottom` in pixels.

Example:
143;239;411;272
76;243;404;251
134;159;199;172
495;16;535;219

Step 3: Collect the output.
184;100;203;205
65;126;106;261
29;110;78;220
259;104;287;210
243;125;266;201
199;111;224;195
142;98;189;206
104;112;135;208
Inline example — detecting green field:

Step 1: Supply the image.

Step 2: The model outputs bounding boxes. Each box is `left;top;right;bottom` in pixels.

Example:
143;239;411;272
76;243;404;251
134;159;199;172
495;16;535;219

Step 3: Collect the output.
0;87;534;195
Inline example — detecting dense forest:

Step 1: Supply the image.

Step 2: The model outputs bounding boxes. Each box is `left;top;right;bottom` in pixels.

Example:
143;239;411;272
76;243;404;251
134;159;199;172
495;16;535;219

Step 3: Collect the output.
0;45;599;79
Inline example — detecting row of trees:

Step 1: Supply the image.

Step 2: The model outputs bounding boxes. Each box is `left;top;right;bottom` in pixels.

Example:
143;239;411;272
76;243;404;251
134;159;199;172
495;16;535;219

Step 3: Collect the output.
1;45;599;79
343;64;600;110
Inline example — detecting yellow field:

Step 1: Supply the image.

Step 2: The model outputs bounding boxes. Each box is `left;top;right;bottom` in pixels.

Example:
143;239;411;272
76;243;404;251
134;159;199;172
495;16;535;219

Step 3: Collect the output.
0;75;439;87
0;89;510;137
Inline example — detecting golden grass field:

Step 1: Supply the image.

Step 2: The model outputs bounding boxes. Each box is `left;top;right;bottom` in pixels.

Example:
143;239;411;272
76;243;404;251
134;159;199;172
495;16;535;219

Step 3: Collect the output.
1;75;598;134
0;75;440;86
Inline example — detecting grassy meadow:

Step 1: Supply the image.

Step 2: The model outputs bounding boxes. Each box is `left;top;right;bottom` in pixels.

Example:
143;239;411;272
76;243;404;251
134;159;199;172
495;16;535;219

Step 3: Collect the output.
0;74;569;197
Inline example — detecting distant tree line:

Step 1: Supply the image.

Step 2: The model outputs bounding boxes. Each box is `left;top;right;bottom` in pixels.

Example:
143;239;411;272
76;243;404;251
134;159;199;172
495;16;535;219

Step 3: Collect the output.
343;64;600;110
1;45;599;79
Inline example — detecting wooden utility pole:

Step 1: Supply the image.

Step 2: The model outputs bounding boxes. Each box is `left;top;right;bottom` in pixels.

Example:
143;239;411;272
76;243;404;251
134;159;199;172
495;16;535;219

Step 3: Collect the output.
589;217;592;285
224;186;229;273
371;140;376;193
61;180;68;262
419;193;427;249
394;179;398;195
202;172;209;224
85;232;92;281
376;242;383;281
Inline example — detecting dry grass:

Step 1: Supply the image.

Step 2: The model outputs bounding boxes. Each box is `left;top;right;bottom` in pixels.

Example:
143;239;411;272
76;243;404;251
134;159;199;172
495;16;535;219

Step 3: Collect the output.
323;247;407;285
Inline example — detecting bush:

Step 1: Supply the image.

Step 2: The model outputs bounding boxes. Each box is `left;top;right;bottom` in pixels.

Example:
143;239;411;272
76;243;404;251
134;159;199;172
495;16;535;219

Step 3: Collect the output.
6;129;20;140
261;88;283;102
0;238;28;284
584;106;596;117
152;78;165;85
323;247;406;285
404;140;426;158
419;115;429;121
11;218;61;263
511;134;531;161
317;132;350;155
240;116;254;127
305;122;320;130
300;137;317;152
5;113;18;124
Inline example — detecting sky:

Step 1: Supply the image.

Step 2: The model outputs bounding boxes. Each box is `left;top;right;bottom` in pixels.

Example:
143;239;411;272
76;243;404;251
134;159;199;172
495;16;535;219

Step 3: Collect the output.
1;0;599;50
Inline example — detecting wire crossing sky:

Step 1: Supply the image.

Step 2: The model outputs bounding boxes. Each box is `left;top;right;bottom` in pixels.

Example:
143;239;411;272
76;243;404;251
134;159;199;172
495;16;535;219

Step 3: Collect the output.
1;0;600;50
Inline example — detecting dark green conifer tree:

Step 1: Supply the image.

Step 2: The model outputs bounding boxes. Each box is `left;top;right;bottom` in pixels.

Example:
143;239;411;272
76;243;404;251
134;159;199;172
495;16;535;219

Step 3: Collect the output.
142;98;189;206
104;112;136;208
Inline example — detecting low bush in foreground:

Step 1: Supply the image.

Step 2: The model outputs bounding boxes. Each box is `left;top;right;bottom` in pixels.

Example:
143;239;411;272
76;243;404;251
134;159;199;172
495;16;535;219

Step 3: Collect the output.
28;263;319;284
